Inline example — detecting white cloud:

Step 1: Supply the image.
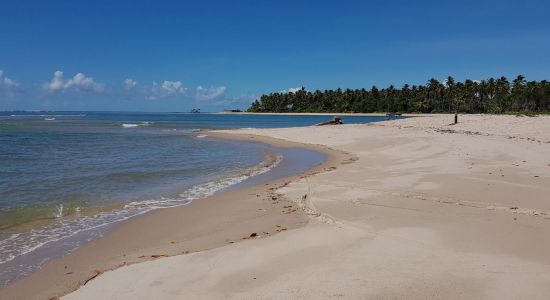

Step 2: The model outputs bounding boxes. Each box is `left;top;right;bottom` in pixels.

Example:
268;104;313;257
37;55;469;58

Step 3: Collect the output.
0;70;21;95
280;86;304;93
147;80;188;100
195;85;226;101
123;78;137;90
44;70;104;93
162;80;186;94
45;70;64;91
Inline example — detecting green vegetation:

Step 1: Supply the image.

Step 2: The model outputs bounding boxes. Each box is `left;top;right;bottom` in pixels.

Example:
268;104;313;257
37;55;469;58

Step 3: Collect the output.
247;76;550;114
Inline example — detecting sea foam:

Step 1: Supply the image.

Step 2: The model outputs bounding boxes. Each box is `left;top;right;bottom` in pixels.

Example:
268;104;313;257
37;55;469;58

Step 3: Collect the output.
121;121;153;128
0;152;282;286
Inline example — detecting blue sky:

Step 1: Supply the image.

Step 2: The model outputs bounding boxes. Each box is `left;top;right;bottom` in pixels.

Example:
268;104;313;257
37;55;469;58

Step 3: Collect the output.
1;0;549;111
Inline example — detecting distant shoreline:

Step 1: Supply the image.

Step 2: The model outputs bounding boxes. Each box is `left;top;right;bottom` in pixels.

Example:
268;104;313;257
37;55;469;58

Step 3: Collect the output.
217;111;426;117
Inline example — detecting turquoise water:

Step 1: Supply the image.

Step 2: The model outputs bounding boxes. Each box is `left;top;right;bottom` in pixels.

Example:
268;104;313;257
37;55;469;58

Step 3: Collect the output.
0;111;390;285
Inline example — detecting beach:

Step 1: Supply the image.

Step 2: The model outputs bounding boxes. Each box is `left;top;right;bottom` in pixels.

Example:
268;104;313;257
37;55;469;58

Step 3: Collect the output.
1;112;380;287
4;0;549;298
3;114;550;299
0;129;347;300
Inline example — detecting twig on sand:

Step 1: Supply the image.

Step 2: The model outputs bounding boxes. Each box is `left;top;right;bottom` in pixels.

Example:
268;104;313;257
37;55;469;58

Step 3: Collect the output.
83;269;103;286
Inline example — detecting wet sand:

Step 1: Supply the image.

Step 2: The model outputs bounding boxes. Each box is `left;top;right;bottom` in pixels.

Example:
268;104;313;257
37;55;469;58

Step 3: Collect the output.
0;134;349;300
62;114;550;300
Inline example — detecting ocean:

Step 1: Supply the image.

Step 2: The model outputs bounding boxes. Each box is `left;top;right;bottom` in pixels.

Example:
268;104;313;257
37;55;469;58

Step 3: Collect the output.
0;111;390;285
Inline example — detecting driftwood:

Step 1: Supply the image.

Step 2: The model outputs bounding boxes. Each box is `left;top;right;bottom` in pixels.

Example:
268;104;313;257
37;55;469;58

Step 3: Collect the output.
316;116;343;126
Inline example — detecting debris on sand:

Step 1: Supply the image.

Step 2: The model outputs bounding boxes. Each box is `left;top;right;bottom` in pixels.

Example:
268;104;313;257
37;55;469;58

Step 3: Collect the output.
138;254;169;259
282;205;297;214
243;233;258;239
83;269;104;285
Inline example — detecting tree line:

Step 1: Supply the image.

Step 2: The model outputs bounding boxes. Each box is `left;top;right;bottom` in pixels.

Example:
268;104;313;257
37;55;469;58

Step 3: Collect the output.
247;76;550;114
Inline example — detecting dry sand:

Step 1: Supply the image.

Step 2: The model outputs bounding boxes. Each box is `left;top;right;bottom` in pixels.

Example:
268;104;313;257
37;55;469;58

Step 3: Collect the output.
5;114;550;299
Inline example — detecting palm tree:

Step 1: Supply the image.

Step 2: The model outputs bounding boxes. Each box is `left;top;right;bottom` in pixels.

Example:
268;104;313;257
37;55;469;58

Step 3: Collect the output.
445;76;456;112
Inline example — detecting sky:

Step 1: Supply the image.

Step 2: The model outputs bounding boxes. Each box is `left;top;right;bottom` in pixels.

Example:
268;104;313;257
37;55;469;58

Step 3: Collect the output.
1;0;549;112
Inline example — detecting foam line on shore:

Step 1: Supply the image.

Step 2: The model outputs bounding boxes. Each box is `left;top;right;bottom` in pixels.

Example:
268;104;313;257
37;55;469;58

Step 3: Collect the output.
0;133;349;300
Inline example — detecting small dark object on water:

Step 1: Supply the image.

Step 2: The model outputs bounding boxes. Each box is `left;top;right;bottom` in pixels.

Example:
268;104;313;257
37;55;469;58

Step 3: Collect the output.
454;113;458;124
316;116;343;126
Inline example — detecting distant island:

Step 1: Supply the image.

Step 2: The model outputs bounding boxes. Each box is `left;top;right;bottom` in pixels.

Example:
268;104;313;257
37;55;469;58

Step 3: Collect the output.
248;76;550;114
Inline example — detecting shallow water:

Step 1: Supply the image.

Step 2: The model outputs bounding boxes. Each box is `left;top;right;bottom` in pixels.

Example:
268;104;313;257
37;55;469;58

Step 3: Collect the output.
0;111;389;286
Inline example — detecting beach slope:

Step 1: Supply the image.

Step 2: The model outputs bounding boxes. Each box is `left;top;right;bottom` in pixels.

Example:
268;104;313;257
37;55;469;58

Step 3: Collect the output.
65;114;550;299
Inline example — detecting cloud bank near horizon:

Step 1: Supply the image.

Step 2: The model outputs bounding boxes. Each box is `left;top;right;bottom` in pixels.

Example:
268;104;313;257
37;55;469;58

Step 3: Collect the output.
0;69;307;111
1;69;228;101
0;69;252;111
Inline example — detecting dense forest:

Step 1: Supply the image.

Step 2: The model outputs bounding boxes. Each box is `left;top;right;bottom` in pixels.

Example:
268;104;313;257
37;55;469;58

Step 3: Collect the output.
247;76;550;114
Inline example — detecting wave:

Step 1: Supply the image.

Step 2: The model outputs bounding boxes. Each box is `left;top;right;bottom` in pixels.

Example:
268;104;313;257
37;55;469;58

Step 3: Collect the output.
0;202;88;231
161;128;201;134
124;153;282;210
121;121;153;128
8;114;86;117
0;152;282;268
